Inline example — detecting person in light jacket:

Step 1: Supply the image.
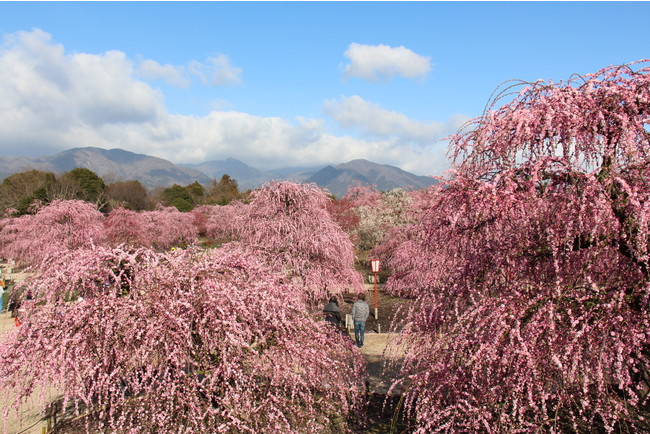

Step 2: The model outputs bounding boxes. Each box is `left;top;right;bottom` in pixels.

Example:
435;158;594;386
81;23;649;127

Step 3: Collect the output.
351;292;370;348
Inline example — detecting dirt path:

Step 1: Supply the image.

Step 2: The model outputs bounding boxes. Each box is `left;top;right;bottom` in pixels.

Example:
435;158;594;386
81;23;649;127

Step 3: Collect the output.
354;332;412;433
341;287;412;432
357;332;405;395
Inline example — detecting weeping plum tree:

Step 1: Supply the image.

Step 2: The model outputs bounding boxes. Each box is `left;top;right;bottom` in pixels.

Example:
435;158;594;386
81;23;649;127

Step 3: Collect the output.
326;196;361;246
339;183;382;251
385;61;650;431
194;202;246;244
356;188;414;252
372;187;441;299
104;206;199;250
336;183;416;253
103;207;149;247
0;245;367;432
0;199;105;267
140;206;198;250
239;182;363;303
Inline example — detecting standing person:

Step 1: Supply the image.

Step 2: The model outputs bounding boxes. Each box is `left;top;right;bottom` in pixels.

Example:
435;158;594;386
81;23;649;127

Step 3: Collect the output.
8;287;21;318
351;292;370;348
323;296;342;328
0;283;4;314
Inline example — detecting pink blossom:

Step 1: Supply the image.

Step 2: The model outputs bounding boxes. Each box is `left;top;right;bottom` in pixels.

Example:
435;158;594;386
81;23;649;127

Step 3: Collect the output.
384;60;650;432
0;245;367;432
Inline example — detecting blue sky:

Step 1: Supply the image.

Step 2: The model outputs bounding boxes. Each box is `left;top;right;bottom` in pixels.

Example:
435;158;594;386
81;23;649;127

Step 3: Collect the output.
0;2;648;176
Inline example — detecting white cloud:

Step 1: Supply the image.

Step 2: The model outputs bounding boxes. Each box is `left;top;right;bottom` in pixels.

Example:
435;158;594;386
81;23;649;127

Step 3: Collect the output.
136;59;191;88
322;95;468;174
188;54;242;86
0;29;163;142
343;43;431;82
0;29;453;177
324;95;466;144
135;54;242;88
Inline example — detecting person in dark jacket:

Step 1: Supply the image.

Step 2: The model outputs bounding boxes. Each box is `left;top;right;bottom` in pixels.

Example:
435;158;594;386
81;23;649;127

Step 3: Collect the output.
323;296;342;327
7;286;22;318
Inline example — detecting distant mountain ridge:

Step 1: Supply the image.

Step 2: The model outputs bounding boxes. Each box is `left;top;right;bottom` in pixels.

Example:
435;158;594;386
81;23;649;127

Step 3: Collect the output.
306;159;437;196
0;147;211;189
0;147;438;196
181;158;274;191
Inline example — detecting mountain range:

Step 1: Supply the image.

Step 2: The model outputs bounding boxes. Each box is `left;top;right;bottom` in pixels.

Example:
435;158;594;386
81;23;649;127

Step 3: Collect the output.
0;147;438;197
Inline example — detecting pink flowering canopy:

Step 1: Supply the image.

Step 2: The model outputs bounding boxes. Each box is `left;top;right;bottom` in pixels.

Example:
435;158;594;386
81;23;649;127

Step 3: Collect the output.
103;207;150;248
139;206;199;250
342;182;383;209
0;245;367;432
452;60;650;177
326;196;361;246
239;182;363;303
370;186;442;298
194;202;247;244
0;199;105;268
384;61;650;432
